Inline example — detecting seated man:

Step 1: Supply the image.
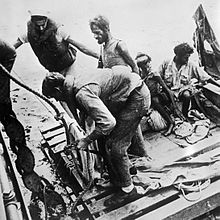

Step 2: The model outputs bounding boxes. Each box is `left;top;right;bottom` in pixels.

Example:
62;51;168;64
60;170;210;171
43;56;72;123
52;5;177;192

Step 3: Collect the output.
42;68;151;206
158;42;220;118
136;52;182;136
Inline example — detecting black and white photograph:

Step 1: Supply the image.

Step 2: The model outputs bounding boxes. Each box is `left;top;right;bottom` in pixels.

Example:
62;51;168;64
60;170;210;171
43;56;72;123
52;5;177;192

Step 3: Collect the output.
0;0;220;219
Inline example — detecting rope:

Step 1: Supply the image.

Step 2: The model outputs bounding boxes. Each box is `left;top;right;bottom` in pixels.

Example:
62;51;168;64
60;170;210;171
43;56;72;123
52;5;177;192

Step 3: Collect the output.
65;144;94;214
0;64;70;144
71;175;93;213
0;64;95;215
174;179;211;202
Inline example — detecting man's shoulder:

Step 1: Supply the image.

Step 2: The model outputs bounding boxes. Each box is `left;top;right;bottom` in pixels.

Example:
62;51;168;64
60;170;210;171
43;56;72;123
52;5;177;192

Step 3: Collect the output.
187;60;198;67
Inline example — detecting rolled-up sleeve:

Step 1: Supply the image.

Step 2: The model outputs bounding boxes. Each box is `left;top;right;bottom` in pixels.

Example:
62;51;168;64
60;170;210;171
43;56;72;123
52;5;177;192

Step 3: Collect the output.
76;85;116;136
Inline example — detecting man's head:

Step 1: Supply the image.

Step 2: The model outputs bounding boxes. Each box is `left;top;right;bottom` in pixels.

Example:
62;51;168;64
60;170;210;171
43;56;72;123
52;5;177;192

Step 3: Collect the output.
28;9;49;32
135;52;152;78
89;15;110;44
42;73;65;101
174;43;194;65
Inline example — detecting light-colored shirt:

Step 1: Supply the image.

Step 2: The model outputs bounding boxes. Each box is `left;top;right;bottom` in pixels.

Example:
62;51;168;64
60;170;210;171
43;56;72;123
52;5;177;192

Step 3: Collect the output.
72;68;143;136
158;58;211;92
76;84;116;136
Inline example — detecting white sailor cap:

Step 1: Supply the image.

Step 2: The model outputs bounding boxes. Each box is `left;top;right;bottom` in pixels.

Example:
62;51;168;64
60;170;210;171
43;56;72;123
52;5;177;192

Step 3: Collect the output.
28;9;50;18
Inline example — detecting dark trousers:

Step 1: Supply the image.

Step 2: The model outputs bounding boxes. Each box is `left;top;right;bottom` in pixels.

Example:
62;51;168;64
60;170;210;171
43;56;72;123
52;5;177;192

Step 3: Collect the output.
104;83;151;187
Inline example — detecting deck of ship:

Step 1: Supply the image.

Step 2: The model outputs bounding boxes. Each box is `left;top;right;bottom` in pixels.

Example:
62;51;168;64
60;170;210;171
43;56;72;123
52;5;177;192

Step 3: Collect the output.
39;118;220;220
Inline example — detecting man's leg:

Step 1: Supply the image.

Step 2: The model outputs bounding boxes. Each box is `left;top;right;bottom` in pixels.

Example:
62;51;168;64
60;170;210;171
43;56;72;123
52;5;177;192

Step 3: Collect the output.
105;117;142;187
104;83;151;206
151;95;174;136
129;124;150;157
179;90;191;118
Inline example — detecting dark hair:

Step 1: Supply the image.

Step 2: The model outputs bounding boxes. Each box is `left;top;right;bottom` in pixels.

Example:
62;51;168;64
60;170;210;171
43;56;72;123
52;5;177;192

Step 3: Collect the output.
89;15;110;32
174;43;194;56
42;73;65;98
31;15;47;22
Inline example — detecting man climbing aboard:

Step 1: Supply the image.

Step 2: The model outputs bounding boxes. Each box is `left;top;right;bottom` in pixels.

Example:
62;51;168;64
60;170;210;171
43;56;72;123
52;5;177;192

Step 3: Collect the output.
13;9;99;122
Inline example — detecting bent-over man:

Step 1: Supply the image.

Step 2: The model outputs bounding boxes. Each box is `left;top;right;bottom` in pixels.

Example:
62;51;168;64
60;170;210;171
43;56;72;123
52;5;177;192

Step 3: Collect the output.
42;67;151;206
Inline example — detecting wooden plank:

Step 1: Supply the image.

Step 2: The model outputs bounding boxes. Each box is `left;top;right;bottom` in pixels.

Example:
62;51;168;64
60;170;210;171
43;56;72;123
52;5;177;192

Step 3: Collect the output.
87;187;179;218
85;130;220;219
137;179;220;220
189;147;220;162
51;142;67;154
47;133;66;147
40;123;63;134
43;127;65;140
146;127;220;167
82;187;111;202
95;188;179;220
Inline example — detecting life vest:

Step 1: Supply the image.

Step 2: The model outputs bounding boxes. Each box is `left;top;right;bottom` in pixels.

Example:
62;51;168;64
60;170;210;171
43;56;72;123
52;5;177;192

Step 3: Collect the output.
27;19;76;72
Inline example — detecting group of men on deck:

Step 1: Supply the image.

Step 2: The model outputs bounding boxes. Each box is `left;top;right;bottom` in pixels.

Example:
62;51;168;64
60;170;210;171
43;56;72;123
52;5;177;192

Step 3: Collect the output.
1;9;220;206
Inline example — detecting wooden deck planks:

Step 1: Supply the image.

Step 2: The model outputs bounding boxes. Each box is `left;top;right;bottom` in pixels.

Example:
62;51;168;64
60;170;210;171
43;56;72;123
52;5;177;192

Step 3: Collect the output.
146;127;220;166
137;179;220;220
95;188;179;220
39;121;220;219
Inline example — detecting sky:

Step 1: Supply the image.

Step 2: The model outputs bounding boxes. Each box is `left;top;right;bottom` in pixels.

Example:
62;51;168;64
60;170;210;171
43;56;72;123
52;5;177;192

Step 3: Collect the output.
1;0;220;68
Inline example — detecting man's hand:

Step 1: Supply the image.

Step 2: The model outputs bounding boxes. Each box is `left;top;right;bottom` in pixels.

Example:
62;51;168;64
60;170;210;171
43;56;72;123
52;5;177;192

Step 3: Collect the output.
64;75;74;94
76;137;91;151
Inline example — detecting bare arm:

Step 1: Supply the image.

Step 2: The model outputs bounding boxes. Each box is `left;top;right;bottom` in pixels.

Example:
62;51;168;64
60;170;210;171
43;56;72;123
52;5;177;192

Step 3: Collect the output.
117;41;139;74
154;74;175;104
66;37;99;59
154;73;184;119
